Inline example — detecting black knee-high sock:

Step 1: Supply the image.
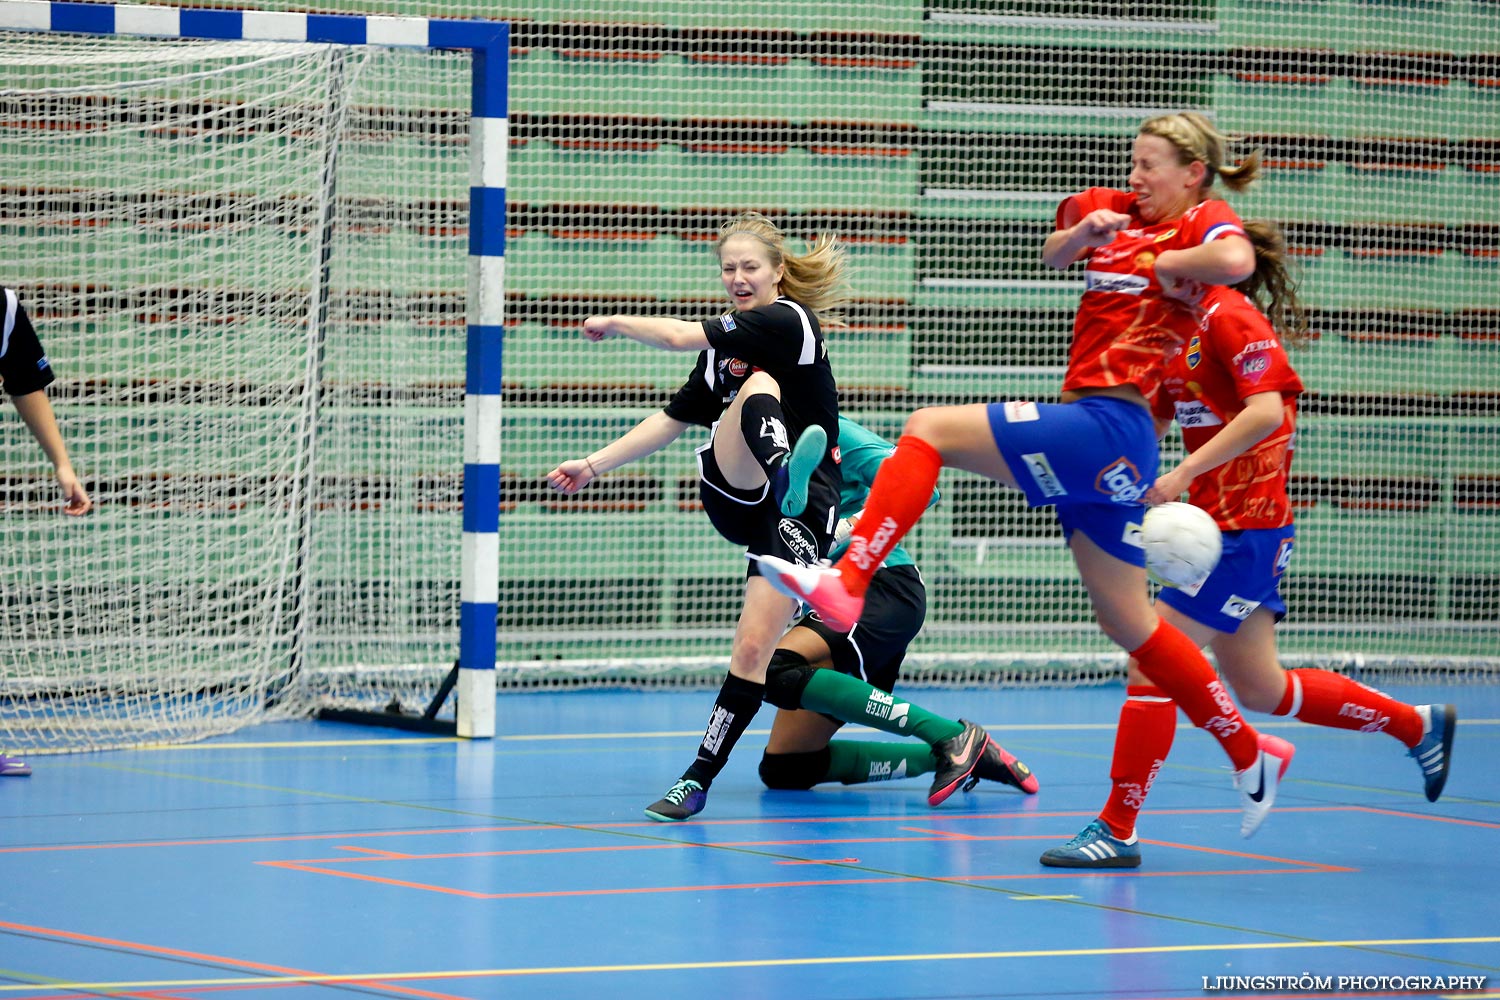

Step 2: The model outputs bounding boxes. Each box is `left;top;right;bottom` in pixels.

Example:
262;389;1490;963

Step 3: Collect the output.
738;393;790;476
683;673;765;789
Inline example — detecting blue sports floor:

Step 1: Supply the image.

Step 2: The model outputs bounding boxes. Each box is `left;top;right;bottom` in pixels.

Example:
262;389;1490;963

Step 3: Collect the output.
1;682;1496;999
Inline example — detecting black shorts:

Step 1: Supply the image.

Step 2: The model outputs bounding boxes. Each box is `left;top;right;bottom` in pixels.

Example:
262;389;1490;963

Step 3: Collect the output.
794;563;925;695
696;438;839;574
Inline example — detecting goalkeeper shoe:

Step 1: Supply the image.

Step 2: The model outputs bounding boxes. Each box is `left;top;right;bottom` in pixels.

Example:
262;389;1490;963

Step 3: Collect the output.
774;424;827;517
927;720;990;807
1235;733;1295;839
751;554;864;632
1409;704;1456;802
644;779;707;822
0;752;32;777
1040;820;1141;869
963;736;1040;795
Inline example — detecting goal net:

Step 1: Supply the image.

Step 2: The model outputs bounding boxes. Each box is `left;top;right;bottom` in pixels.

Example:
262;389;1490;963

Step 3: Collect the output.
0;26;478;750
3;1;1497;753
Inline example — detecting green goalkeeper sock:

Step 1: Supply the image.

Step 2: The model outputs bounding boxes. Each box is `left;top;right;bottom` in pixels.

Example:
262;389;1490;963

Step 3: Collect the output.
800;669;964;746
825;740;936;785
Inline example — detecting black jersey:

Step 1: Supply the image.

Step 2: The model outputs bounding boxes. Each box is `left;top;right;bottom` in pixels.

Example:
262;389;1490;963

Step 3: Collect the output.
1;288;56;397
664;296;839;483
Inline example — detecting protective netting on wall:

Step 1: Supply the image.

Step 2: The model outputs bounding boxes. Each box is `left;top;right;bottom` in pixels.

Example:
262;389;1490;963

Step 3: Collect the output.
2;2;1496;750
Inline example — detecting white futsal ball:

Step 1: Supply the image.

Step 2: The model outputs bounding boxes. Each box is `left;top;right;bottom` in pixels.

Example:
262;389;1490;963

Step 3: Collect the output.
1142;502;1223;589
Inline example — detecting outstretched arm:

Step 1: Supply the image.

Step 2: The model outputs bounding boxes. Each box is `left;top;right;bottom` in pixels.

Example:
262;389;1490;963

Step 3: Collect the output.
583;315;711;352
10;389;92;515
546;410;692;495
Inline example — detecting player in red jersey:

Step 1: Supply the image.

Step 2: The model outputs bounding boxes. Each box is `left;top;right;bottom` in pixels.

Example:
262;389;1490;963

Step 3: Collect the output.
1041;223;1456;868
758;112;1296;839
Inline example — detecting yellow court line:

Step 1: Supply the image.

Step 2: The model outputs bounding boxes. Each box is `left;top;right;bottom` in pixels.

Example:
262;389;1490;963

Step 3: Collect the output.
3;936;1497;991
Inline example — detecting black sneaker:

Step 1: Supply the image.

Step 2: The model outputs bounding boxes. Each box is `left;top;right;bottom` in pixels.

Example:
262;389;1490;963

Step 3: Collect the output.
928;719;989;807
644;778;707;822
963;737;1040;794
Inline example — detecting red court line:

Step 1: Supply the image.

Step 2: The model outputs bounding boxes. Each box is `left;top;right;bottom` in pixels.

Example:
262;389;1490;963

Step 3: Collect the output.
3;805;1486;857
260;858;1352;900
0;920;473;1000
252;832;1355;868
256;827;1353;900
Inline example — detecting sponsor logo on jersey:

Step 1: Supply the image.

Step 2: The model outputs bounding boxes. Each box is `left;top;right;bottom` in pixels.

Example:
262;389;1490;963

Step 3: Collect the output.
1152;227;1179;243
1186;335;1202;369
720;313;737;331
1240;353;1270;382
1232;339;1278;365
1220;595;1260;620
1022;452;1067;498
1134;250;1157;269
1004;400;1040;423
1122;519;1145;549
1084;271;1150;295
1096;458;1147;504
727;357;749;378
777;517;819;566
36;356;48;369
831;445;842;464
1174;399;1222;428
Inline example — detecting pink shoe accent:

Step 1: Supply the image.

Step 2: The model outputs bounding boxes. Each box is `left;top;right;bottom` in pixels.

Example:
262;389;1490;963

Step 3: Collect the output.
1236;732;1295;838
750;554;866;632
991;741;1041;795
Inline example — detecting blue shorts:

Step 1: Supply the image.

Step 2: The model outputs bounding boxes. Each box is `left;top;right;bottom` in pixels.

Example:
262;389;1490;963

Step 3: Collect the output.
1157;525;1295;633
987;396;1159;566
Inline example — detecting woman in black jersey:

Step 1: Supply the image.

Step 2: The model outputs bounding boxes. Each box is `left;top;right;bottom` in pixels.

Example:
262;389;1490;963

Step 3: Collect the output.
2;287;93;778
547;212;848;820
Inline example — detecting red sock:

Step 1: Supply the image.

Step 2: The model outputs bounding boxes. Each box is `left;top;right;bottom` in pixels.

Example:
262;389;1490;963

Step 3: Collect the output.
1098;685;1177;839
833;435;941;597
1274;669;1423;747
1131;619;1259;771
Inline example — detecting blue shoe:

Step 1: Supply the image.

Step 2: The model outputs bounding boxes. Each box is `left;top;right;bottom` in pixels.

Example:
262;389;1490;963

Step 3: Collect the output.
644;778;707;822
1039;819;1141;869
1410;704;1455;802
775;424;826;517
0;752;32;777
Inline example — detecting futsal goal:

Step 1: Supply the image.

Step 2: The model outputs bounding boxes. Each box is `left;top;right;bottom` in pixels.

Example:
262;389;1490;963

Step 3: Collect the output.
0;2;506;750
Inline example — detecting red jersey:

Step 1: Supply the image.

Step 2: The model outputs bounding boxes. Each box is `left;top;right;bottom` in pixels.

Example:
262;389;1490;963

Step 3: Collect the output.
1153;287;1305;530
1058;188;1248;405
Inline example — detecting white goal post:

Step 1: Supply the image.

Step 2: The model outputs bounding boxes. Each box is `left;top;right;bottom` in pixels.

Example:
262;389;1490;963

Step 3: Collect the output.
0;1;507;749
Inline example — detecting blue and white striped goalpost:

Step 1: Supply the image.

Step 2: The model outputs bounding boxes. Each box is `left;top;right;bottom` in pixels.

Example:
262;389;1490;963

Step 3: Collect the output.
1;0;508;739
